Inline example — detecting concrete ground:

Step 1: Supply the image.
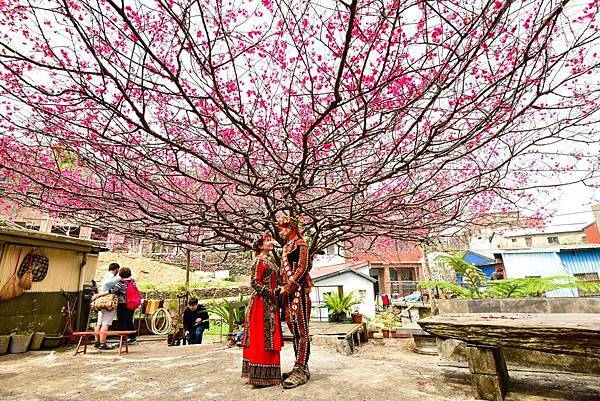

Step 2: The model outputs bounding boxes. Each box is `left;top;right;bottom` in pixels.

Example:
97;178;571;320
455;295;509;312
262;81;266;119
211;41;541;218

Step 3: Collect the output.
0;338;599;401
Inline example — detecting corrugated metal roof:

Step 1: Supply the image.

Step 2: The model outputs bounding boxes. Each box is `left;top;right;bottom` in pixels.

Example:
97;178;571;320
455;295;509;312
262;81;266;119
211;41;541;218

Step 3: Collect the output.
502;221;595;237
558;249;600;275
500;251;577;297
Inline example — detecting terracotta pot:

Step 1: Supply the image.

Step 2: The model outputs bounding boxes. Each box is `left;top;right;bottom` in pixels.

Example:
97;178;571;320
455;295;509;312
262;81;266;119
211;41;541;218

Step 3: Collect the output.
351;313;363;324
381;329;390;338
0;335;10;355
9;333;33;354
29;332;45;351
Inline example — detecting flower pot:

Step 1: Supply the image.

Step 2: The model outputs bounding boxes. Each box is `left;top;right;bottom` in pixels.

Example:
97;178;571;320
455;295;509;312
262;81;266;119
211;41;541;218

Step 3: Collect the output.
0;335;10;355
329;312;347;323
351;313;363;324
381;328;390;338
29;332;45;351
41;334;62;349
9;333;33;354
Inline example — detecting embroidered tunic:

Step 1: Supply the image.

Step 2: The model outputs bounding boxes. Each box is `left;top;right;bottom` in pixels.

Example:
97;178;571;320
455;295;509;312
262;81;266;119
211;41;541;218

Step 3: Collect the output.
241;256;283;385
280;237;312;369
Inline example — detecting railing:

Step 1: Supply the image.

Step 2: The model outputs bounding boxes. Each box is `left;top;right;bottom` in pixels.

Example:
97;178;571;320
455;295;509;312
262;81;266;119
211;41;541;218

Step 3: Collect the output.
389;281;420;298
310;285;343;322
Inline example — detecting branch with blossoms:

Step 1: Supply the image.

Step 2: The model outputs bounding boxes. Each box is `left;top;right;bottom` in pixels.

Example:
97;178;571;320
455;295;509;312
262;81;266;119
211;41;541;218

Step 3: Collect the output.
0;0;599;258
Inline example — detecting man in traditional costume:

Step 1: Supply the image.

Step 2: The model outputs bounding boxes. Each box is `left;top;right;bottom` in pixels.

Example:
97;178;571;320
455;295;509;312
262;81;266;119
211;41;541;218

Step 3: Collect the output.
241;233;283;387
277;215;313;389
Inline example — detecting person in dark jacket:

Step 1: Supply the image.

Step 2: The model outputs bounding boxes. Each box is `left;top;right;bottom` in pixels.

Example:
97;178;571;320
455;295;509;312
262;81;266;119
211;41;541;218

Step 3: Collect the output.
183;298;209;345
110;267;138;344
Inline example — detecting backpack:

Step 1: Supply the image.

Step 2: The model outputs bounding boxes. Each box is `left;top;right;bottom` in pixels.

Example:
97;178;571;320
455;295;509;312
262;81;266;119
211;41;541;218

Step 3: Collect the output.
125;279;142;311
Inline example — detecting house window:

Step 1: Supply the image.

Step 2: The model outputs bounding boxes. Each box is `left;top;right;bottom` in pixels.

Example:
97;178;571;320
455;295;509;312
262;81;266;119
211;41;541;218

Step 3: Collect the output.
574;272;600;296
511;238;517;243
525;236;533;247
91;227;109;241
547;236;560;245
358;290;366;301
51;225;81;238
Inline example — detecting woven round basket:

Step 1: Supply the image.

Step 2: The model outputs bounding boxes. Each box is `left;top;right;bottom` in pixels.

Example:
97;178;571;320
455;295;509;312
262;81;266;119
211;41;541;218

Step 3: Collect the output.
17;252;49;282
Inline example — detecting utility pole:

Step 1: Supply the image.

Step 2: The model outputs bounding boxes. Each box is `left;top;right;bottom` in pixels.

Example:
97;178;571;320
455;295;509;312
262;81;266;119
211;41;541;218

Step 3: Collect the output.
186;249;191;286
420;242;439;315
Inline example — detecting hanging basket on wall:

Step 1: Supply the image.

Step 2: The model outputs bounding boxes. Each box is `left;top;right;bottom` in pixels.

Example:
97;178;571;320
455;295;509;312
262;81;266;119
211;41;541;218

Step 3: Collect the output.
17;251;49;282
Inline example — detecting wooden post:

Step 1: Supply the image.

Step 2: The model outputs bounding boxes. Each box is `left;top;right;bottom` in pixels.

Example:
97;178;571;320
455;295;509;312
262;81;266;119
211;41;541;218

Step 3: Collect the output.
466;345;509;401
185;249;190;286
337;285;344;300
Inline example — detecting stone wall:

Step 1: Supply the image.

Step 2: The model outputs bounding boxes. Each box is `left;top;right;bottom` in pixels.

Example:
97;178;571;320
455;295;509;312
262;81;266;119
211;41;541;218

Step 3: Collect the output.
142;285;252;301
435;298;600;375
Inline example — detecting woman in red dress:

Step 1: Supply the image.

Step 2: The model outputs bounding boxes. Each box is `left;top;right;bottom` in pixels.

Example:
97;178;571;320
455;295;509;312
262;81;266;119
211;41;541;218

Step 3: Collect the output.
241;233;283;387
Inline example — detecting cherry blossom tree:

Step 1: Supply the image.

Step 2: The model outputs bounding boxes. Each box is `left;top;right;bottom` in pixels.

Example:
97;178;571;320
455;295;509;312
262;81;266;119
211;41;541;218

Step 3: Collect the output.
0;0;599;257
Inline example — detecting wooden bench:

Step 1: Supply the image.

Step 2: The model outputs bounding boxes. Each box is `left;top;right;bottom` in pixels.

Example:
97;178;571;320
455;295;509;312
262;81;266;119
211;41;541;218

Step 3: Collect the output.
72;331;137;356
418;313;600;401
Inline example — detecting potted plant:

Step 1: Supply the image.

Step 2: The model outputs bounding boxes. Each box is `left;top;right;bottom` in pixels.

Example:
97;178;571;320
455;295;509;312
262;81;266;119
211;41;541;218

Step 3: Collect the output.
374;309;401;339
0;334;10;355
9;316;34;354
28;300;48;351
30;316;52;351
350;306;363;323
324;291;361;323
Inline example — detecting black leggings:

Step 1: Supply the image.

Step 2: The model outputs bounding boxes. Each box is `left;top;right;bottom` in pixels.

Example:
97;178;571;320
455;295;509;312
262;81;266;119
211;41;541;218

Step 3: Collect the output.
117;303;136;340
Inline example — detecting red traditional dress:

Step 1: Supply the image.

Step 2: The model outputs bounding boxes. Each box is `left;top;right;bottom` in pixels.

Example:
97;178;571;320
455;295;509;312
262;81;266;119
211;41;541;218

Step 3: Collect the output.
241;255;283;386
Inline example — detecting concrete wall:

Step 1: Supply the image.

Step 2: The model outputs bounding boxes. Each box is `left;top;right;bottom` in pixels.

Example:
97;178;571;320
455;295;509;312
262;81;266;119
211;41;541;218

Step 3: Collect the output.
313;243;346;268
311;272;376;318
437;297;600;314
435;298;600;375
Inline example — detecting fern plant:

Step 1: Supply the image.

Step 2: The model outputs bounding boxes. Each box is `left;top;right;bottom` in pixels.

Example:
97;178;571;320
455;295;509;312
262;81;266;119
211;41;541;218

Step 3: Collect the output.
420;254;600;299
207;293;246;332
487;276;600;298
324;291;361;322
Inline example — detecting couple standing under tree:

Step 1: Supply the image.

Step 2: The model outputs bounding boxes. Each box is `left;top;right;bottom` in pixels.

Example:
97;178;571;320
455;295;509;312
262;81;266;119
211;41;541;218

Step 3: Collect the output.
241;215;313;389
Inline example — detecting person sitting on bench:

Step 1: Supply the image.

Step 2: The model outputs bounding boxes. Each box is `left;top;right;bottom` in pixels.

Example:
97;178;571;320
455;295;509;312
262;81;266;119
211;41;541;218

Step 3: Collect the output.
183;298;209;345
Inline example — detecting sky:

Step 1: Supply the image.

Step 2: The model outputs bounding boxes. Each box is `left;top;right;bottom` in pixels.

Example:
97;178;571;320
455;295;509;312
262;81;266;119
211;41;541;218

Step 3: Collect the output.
549;182;599;225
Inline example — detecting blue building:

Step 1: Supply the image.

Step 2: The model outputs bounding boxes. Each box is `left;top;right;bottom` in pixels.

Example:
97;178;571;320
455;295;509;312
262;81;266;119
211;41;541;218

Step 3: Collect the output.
463;251;499;278
497;245;600;297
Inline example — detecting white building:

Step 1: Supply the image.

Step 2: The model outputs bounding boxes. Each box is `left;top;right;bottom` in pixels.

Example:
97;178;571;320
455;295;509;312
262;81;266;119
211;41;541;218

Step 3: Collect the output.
310;263;376;320
312;243;346;269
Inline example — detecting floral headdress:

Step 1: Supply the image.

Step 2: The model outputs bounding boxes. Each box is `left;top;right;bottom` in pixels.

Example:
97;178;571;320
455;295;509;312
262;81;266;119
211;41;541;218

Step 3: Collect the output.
252;232;272;255
276;214;304;230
